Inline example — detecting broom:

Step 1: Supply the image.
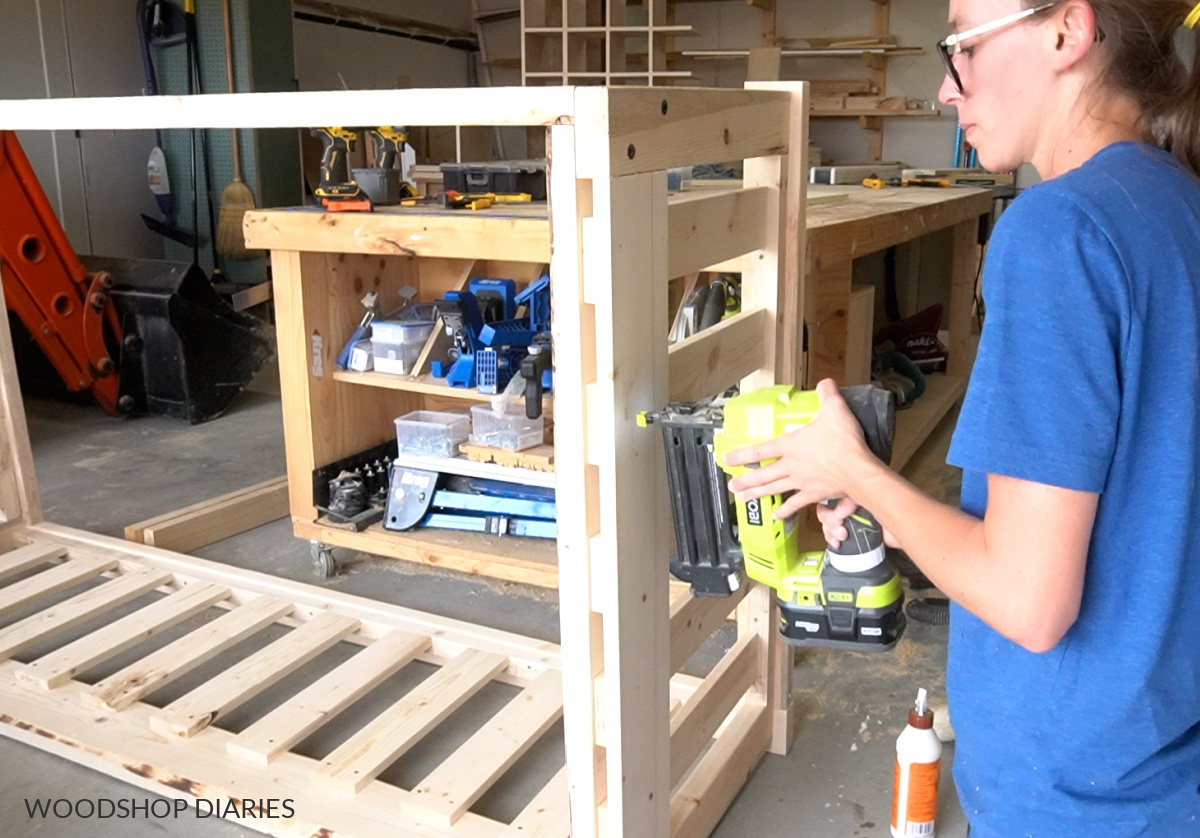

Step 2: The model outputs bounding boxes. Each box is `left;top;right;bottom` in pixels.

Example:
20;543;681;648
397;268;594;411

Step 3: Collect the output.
216;0;256;259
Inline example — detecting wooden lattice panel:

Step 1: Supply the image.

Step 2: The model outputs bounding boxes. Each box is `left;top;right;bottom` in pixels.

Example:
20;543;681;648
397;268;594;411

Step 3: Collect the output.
0;523;568;838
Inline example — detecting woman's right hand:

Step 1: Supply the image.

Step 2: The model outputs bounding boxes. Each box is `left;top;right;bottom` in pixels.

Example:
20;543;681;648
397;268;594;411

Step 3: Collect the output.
817;496;900;549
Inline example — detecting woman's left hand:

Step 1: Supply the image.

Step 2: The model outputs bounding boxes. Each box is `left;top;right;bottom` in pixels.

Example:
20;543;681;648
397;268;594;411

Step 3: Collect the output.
724;379;875;520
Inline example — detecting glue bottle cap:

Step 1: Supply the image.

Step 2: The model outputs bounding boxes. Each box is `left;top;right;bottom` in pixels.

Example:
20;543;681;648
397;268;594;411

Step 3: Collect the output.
908;688;934;729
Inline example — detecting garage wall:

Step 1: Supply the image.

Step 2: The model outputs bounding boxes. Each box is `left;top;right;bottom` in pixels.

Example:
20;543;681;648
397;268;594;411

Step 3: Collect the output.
674;0;959;169
0;0;162;259
293;0;474;91
0;0;475;263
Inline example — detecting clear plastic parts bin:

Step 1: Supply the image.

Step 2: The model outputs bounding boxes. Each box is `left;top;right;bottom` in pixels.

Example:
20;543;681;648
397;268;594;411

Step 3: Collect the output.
394;410;470;457
469;404;544;451
371;319;435;375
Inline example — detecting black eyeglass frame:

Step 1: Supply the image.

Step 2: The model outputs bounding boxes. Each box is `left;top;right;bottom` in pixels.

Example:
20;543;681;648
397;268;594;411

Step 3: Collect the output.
936;2;1064;94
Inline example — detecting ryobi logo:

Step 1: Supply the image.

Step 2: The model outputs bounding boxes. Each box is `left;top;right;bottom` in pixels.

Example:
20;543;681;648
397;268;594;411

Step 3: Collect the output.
745;499;763;526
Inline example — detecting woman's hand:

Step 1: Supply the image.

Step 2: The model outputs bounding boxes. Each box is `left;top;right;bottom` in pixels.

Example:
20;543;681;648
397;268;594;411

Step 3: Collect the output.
724;379;876;521
817;496;901;549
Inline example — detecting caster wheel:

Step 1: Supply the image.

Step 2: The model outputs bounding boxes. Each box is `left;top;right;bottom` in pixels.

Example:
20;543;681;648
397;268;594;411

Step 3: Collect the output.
310;542;337;578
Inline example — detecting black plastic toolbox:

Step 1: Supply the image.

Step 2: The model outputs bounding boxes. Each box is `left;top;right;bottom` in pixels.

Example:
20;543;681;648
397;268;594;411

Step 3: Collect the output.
439;159;547;200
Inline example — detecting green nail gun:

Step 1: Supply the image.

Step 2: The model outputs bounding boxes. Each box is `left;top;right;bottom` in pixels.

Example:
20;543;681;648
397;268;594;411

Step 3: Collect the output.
639;384;906;650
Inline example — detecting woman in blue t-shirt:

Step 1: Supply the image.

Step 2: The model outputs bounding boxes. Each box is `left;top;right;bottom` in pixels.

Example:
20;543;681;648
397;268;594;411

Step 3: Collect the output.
726;2;1200;836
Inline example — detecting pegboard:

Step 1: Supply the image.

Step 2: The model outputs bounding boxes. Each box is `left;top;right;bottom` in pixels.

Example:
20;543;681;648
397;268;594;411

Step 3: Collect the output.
154;0;265;284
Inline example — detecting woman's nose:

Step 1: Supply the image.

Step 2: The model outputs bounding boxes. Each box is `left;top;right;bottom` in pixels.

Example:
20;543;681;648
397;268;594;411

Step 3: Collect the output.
938;73;962;106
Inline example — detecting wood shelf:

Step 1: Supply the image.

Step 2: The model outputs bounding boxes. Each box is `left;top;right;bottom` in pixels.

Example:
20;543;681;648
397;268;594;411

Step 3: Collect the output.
681;47;924;59
332;369;554;405
294;518;561;587
891;372;967;472
812;107;939;118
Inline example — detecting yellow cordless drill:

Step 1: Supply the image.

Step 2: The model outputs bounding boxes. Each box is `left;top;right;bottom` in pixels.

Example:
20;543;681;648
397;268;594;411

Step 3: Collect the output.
640;385;906;650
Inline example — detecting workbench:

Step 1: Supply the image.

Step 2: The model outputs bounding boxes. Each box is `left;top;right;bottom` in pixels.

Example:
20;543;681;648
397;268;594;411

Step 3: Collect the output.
803;184;992;470
0;84;809;838
244;184;989;591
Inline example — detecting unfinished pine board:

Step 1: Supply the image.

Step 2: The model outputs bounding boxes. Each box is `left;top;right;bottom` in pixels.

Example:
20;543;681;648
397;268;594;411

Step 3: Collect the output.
17;582;231;690
0;567;171;660
669;633;757;786
668;309;768;403
83;594;297;713
313;648;510;794
0;553;118;619
891;373;969;473
0;541;66;581
666;187;769;279
150;611;361;738
412;668;564;826
125;476;289;553
228;628;432;766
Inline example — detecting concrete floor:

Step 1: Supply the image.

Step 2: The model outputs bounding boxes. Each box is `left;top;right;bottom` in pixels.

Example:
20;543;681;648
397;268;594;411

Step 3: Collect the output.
2;377;970;838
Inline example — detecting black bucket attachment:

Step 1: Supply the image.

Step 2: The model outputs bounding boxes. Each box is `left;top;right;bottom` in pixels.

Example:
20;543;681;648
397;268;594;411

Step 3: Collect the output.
81;256;274;423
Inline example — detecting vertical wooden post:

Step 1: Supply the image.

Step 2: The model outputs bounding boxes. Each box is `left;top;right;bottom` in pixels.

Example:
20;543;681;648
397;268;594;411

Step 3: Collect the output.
0;267;42;530
549;120;606;838
741;80;809;756
867;0;890;161
568;86;673;838
946;218;981;379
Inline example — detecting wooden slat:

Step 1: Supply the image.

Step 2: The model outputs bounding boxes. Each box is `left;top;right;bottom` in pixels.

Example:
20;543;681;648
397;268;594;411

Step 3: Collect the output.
412;669;563;826
151;611;360;738
126;477;289;553
0;542;66;582
596;88;791;178
669;634;757;786
669;697;771;838
669;585;748;674
666;187;769;279
0;87;579;131
82;596;295;713
668;308;768;403
16;582;231;690
500;764;572;838
313;648;509;794
227;628;431;766
0;568;171;660
0;554;117;618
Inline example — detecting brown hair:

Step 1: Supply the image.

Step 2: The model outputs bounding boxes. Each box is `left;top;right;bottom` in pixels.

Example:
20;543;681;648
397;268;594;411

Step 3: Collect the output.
1027;0;1200;176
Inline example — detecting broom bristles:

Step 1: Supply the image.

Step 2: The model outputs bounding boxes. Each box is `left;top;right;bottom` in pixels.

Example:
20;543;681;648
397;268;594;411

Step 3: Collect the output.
216;178;257;259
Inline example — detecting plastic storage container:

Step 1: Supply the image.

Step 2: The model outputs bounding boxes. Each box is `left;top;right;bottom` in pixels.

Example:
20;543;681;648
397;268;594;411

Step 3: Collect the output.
394;410;470;457
371;319;435;375
440;159;547;201
469;404;544;451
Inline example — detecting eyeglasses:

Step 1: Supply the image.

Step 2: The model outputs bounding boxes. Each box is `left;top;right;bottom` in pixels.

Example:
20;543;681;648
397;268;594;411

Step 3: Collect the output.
937;2;1060;93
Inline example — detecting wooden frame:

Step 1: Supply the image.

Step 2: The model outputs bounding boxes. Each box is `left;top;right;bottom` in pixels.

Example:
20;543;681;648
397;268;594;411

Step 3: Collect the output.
0;83;809;838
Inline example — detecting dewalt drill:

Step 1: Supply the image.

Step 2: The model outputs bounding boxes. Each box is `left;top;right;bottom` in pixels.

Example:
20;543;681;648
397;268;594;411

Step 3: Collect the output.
640;384;905;650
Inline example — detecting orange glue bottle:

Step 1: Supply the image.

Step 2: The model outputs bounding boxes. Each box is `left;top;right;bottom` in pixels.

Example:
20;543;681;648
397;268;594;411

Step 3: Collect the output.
891;688;942;838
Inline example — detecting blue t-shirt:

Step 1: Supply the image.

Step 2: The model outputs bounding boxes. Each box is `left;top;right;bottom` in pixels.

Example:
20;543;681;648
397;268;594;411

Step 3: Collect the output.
947;142;1200;837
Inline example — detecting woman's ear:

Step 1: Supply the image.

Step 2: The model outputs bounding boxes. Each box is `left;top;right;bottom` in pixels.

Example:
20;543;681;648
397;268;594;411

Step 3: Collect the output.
1046;0;1102;71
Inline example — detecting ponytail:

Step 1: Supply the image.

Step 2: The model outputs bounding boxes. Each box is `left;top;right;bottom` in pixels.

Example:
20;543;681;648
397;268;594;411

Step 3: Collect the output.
1039;0;1200;178
1152;22;1200;178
